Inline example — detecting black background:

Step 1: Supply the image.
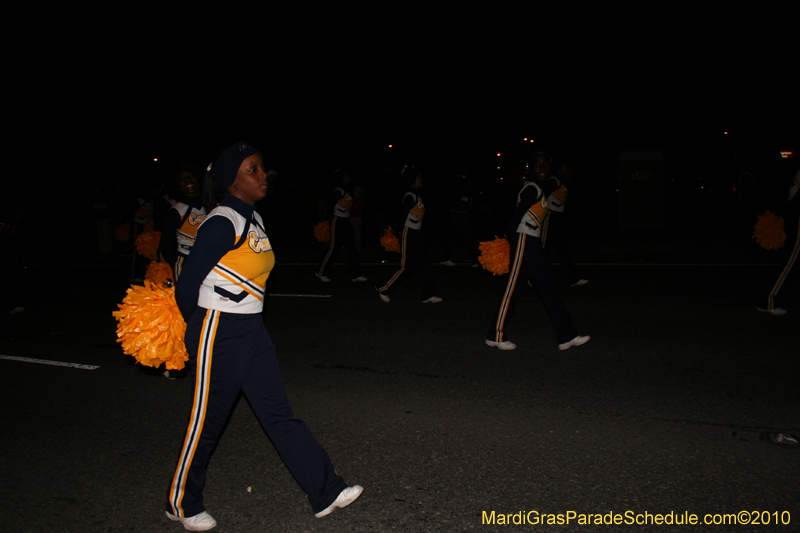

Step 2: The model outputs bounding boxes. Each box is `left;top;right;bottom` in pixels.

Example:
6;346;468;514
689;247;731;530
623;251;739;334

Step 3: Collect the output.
14;5;796;179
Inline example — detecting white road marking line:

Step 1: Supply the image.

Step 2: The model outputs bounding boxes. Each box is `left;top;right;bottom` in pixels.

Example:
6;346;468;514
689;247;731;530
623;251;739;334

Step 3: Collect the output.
0;355;99;370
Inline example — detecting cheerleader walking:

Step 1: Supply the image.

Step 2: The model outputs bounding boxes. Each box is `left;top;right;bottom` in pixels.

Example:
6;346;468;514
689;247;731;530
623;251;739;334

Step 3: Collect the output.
166;142;362;531
316;172;366;282
485;152;589;351
376;166;441;304
758;170;800;315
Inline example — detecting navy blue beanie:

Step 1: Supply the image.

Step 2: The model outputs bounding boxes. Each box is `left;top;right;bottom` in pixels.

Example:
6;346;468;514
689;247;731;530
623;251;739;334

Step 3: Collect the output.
212;141;262;190
402;165;420;185
527;150;549;167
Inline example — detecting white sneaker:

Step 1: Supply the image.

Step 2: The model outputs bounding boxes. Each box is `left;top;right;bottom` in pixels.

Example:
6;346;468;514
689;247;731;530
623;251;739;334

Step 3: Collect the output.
485;339;516;350
315;485;364;518
315;272;331;282
757;307;787;316
376;288;390;303
422;296;442;304
571;279;588;287
166;510;217;531
440;260;456;266
770;433;799;445
351;276;368;282
558;335;590;351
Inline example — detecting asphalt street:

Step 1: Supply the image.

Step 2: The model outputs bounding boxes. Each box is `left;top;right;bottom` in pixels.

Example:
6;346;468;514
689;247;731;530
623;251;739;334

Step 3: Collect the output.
1;256;798;532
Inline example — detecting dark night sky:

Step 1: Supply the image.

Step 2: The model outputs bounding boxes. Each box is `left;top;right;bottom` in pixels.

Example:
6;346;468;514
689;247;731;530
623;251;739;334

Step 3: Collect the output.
13;4;798;190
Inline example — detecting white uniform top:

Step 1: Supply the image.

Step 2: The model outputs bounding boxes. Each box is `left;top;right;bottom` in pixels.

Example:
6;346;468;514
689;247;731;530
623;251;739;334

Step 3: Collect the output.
516;181;548;238
197;206;275;314
332;187;353;218
134;198;153;225
173;201;208;257
403;191;425;230
545;176;568;213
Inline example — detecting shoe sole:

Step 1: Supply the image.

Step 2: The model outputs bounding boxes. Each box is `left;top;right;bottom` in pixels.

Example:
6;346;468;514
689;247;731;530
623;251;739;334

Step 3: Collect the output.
757;307;787;315
315;485;364;518
166;511;217;531
559;335;590;351
485;339;516;350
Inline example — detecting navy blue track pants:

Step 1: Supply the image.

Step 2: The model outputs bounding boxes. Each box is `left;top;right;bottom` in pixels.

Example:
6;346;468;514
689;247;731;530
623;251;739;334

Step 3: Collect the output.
767;215;800;310
487;232;577;344
377;226;436;301
318;216;362;278
167;309;346;518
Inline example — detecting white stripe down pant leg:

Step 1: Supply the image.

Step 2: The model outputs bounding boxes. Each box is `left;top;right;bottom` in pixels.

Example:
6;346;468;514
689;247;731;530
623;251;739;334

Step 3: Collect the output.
487;233;578;345
767;215;800;310
167;309;347;518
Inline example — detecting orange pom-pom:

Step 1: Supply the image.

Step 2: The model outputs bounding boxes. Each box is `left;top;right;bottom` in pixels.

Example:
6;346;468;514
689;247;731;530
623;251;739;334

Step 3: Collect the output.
753;211;786;250
380;228;400;252
145;261;173;286
479;237;510;275
135;231;161;260
113;280;188;370
314;220;331;242
115;223;131;242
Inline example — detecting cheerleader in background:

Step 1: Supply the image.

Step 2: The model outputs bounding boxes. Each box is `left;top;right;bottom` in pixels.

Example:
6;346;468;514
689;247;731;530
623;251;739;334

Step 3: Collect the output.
758;169;800;315
159;165;208;282
485;151;589;351
376;166;442;304
316;171;367;282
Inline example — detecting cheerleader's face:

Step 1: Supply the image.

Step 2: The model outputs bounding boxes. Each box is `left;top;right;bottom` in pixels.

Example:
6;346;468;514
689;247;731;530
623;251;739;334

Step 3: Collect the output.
532;156;549;180
178;171;199;197
230;154;268;205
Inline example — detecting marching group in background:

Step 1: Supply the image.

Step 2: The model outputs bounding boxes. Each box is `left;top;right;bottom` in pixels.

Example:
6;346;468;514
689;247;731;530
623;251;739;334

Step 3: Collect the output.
112;141;596;531
6;139;796;531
